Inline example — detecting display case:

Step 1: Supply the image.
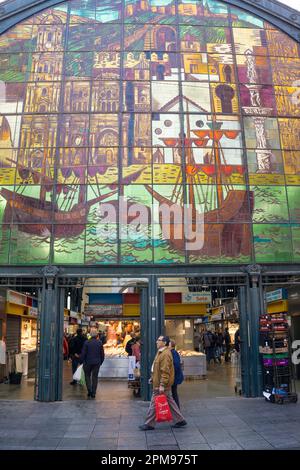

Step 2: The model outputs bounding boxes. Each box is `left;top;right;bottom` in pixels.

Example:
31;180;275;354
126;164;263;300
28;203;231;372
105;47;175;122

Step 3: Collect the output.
21;318;37;353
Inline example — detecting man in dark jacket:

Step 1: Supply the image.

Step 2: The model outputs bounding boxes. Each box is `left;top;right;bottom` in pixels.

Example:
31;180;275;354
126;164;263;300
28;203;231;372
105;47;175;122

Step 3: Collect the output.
169;339;184;409
69;328;86;385
80;329;105;399
125;332;136;356
224;327;231;362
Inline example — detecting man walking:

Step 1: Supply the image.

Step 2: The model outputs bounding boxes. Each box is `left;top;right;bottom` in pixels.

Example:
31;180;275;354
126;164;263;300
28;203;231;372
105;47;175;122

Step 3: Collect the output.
69;328;86;385
80;329;105;399
139;335;187;431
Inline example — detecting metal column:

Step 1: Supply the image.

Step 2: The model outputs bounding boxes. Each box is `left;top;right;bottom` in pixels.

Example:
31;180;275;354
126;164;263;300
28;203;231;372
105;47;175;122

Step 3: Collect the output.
238;285;251;397
239;265;264;397
37;267;64;401
140;276;164;401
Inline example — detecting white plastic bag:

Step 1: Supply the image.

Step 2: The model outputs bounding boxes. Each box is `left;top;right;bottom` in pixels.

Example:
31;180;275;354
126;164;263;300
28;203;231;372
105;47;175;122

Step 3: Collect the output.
73;364;83;381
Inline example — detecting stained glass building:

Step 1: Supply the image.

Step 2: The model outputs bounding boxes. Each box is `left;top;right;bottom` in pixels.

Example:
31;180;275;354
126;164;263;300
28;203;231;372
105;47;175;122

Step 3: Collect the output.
0;0;299;400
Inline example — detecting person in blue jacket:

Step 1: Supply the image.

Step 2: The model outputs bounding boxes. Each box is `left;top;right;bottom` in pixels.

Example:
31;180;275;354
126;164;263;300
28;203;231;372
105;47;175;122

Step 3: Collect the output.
80;328;105;399
169;339;184;409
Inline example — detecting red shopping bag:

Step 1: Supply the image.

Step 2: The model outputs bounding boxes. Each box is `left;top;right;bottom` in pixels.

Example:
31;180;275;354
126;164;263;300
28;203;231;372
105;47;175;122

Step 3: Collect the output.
154;394;173;422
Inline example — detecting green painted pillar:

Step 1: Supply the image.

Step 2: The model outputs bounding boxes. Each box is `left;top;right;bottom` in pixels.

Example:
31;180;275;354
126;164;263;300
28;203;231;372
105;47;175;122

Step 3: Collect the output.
37;266;64;402
140;276;164;401
247;266;264;397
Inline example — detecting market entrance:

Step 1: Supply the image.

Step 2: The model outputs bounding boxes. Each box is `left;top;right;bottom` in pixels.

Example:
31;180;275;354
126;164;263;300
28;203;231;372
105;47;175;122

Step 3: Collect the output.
62;275;241;402
1;265;299;402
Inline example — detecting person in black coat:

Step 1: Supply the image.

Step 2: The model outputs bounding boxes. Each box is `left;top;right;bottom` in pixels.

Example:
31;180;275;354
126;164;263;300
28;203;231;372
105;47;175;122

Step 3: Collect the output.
80;329;105;399
169;339;184;409
69;328;87;385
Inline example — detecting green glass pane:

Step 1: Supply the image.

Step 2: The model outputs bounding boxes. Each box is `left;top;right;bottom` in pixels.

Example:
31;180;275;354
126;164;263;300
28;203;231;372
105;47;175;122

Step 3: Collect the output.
121;224;153;264
0;225;10;264
291;225;300;262
287;187;300;223
85;224;117;264
253;224;292;263
53;226;85;264
9;225;50;264
251;186;288;223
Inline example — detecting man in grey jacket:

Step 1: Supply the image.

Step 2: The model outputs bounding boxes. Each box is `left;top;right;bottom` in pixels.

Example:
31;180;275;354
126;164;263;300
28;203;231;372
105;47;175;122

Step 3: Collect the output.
80;329;105;399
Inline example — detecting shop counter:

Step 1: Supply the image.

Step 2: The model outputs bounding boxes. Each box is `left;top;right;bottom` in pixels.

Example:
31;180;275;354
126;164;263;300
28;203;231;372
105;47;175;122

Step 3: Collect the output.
98;356;128;378
181;353;207;378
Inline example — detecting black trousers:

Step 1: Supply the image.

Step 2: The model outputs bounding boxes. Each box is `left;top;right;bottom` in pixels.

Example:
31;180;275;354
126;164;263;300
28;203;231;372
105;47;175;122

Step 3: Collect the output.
83;363;100;395
171;384;180;409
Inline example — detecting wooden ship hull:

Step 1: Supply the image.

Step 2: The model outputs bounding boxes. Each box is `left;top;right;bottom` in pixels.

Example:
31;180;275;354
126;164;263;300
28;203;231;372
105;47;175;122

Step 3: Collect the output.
0;187;117;238
146;186;254;257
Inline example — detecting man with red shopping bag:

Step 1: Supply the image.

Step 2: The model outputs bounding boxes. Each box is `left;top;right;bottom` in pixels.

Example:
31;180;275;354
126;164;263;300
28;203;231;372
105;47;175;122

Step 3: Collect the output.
139;336;187;431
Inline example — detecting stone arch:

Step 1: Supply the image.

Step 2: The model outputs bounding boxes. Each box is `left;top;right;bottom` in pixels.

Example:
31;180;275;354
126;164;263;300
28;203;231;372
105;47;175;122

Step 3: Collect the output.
152;25;177;51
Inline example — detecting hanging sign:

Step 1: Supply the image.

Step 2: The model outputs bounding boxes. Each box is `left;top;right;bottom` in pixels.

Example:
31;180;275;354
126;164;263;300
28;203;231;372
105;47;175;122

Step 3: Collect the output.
84;304;123;317
265;289;288;303
182;292;212;304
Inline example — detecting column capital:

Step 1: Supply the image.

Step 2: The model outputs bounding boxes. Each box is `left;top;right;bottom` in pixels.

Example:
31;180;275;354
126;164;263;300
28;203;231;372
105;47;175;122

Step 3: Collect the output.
40;265;60;285
243;264;264;287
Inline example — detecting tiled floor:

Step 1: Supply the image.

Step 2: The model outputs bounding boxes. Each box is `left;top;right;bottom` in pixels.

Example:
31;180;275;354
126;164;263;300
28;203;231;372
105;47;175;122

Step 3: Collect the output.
0;357;238;401
0;361;299;450
0;395;299;450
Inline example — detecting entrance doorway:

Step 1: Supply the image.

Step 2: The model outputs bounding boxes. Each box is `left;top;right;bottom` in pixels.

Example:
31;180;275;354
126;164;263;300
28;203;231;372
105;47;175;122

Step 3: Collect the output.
0;268;299;402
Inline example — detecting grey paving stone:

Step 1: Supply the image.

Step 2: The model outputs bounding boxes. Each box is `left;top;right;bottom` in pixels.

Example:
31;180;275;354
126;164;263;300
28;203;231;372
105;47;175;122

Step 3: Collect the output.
179;444;211;450
0;438;36;446
90;431;119;438
268;439;300;449
87;438;118;450
146;434;177;446
117;445;148;450
2;430;39;439
210;442;243;450
56;438;89;449
63;431;93;438
0;445;28;450
148;445;180;450
175;435;208;445
26;438;61;449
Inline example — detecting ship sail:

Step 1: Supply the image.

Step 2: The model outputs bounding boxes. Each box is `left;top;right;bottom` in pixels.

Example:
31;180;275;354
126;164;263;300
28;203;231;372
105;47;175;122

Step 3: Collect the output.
145;108;254;257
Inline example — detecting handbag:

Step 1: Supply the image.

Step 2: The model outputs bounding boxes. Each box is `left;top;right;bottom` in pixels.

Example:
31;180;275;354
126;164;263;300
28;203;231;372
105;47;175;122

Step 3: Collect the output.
79;366;86;386
73;364;83;381
154;394;173;423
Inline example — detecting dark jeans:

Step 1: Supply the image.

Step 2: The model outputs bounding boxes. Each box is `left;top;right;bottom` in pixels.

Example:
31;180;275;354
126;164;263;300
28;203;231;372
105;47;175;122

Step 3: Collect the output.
171;384;180;409
83;363;100;396
225;345;231;362
71;357;80;375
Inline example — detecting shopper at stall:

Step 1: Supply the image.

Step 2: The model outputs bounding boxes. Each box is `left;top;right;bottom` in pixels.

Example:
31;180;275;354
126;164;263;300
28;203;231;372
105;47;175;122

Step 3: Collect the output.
234;328;241;353
224;327;231;362
63;334;69;360
80;328;105;399
203;329;216;366
169;339;184;409
215;330;224;364
69;328;87;385
131;336;141;363
139;335;187;431
125;332;136;356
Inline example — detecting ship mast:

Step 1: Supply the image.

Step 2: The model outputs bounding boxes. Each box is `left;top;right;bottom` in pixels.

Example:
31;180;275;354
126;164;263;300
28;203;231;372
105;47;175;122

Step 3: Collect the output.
185;101;196;212
213;120;224;207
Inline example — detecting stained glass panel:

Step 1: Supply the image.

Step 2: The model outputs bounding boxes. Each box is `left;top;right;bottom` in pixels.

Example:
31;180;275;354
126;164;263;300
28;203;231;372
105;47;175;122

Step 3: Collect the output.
0;0;299;265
